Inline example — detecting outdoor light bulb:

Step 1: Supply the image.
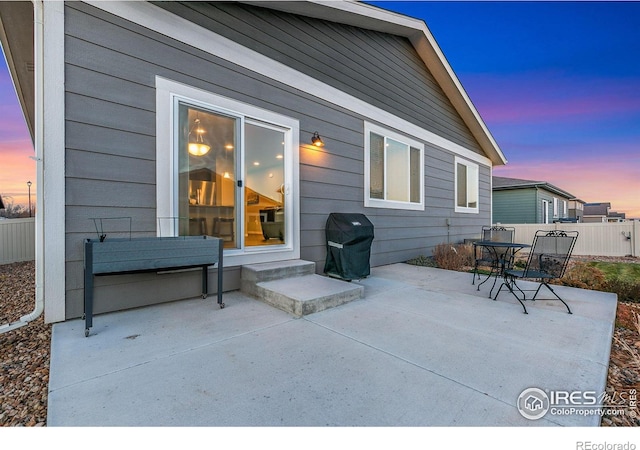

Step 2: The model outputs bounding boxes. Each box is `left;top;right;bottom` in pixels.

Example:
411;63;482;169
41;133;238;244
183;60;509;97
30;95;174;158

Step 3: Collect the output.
276;154;283;159
225;144;234;150
223;171;231;179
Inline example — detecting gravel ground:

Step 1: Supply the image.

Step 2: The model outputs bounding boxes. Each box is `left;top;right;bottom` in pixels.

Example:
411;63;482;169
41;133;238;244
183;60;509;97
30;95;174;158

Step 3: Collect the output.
0;259;637;426
0;261;49;426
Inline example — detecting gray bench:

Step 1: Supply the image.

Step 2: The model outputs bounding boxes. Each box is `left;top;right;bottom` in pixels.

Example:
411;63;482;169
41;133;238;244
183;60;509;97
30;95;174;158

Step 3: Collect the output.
84;236;224;337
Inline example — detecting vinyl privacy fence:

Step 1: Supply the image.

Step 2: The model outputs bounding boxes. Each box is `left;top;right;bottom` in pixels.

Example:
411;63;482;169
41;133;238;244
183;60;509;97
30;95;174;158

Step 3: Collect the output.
495;222;640;257
0;218;35;264
1;218;638;265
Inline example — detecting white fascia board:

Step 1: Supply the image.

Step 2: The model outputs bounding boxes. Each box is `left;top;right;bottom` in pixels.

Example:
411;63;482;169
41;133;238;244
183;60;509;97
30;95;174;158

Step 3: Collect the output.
87;1;493;168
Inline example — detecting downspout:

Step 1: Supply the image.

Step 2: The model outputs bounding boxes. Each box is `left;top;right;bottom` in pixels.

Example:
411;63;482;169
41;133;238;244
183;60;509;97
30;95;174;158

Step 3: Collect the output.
0;0;44;334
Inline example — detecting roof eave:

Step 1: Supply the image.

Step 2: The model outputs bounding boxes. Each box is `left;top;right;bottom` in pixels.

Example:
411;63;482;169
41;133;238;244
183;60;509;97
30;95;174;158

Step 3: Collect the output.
244;1;507;166
2;0;508;166
494;183;574;199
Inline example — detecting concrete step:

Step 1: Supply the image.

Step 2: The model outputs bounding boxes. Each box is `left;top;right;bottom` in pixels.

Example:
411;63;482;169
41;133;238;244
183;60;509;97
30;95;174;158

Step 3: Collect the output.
241;260;316;284
251;274;364;317
240;259;364;317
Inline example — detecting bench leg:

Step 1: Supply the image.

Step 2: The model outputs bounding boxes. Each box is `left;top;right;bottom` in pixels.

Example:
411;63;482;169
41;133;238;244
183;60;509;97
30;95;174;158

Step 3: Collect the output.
202;265;208;299
84;243;94;337
84;273;93;337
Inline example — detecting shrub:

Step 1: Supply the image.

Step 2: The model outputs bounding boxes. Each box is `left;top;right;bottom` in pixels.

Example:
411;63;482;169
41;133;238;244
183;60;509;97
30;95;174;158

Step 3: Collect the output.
560;262;608;291
560;262;640;303
432;243;474;271
605;278;640;303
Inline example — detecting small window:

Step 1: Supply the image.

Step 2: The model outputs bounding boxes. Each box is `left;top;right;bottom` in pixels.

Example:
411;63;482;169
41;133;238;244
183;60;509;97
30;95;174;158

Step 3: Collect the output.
364;123;424;211
454;157;479;213
553;198;559;217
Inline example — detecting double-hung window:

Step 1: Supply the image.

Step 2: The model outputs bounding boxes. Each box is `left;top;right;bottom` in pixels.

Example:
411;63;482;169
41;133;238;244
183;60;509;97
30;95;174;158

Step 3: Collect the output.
364;122;424;211
454;157;479;213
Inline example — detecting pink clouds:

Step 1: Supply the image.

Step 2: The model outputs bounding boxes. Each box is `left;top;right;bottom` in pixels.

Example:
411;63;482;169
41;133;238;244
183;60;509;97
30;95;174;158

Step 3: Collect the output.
466;72;640;124
0;139;36;207
1;62;35;207
493;156;640;218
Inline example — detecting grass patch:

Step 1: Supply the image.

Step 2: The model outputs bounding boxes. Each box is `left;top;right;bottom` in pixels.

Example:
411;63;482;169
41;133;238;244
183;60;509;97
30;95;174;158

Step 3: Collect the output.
406;255;437;267
561;261;640;304
586;261;640;284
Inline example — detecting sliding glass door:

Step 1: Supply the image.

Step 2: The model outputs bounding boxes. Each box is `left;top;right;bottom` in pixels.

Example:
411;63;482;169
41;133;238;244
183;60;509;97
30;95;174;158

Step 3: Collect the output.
176;102;288;250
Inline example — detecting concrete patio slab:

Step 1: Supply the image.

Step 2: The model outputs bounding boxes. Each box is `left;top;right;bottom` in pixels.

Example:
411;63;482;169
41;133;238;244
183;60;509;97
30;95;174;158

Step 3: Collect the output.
47;263;618;427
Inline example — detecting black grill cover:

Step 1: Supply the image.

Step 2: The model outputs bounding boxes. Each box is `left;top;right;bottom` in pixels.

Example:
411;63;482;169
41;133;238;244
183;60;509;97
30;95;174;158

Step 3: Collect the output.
324;213;374;280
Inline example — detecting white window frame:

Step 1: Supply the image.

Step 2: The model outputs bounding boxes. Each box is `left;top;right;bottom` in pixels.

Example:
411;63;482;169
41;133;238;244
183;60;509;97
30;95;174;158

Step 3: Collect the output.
454;157;479;214
364;122;424;211
553;197;559;218
156;77;300;267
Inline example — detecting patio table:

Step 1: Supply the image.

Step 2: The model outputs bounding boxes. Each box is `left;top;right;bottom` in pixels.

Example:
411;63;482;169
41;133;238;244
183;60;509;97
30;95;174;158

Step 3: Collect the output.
472;241;531;298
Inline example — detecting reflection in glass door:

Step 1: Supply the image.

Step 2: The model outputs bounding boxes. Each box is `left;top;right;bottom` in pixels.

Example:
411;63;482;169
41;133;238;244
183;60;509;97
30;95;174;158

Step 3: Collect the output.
178;102;238;248
244;122;286;247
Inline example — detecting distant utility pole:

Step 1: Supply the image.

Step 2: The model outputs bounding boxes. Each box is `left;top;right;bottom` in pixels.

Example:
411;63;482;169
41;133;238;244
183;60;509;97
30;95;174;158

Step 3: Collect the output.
27;180;32;217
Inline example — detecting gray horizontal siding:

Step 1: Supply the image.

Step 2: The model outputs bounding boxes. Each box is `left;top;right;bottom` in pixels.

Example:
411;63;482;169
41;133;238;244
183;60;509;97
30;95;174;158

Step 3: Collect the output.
492;189;537;224
63;2;491;318
153;1;484;154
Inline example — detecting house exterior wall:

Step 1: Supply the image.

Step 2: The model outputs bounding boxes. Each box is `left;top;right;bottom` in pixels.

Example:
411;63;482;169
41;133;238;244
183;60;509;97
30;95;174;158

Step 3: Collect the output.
493;187;571;224
492;189;536;224
63;2;492;319
568;200;584;222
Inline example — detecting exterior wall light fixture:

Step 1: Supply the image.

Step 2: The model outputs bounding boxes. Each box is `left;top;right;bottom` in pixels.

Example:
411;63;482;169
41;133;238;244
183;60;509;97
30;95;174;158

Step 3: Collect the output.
311;131;324;147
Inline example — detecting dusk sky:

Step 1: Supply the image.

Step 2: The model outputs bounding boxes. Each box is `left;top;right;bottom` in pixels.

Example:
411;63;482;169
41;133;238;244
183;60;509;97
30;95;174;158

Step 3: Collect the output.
371;0;640;218
0;44;35;209
1;1;639;217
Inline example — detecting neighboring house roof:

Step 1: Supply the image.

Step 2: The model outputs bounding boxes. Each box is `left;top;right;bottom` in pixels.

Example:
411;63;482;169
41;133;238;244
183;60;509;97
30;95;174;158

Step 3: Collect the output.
583;202;611;216
0;0;506;165
609;211;626;219
492;176;575;199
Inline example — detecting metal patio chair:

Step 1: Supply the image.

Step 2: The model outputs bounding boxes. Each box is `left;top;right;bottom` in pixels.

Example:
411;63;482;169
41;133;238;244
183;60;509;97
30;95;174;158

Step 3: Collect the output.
472;225;515;288
494;230;579;314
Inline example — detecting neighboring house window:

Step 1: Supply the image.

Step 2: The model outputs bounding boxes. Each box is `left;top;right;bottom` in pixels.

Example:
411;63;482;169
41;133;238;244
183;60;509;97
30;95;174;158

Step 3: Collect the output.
542;199;550;224
553;198;559;217
454;157;479;213
563;200;568;216
364;122;424;211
